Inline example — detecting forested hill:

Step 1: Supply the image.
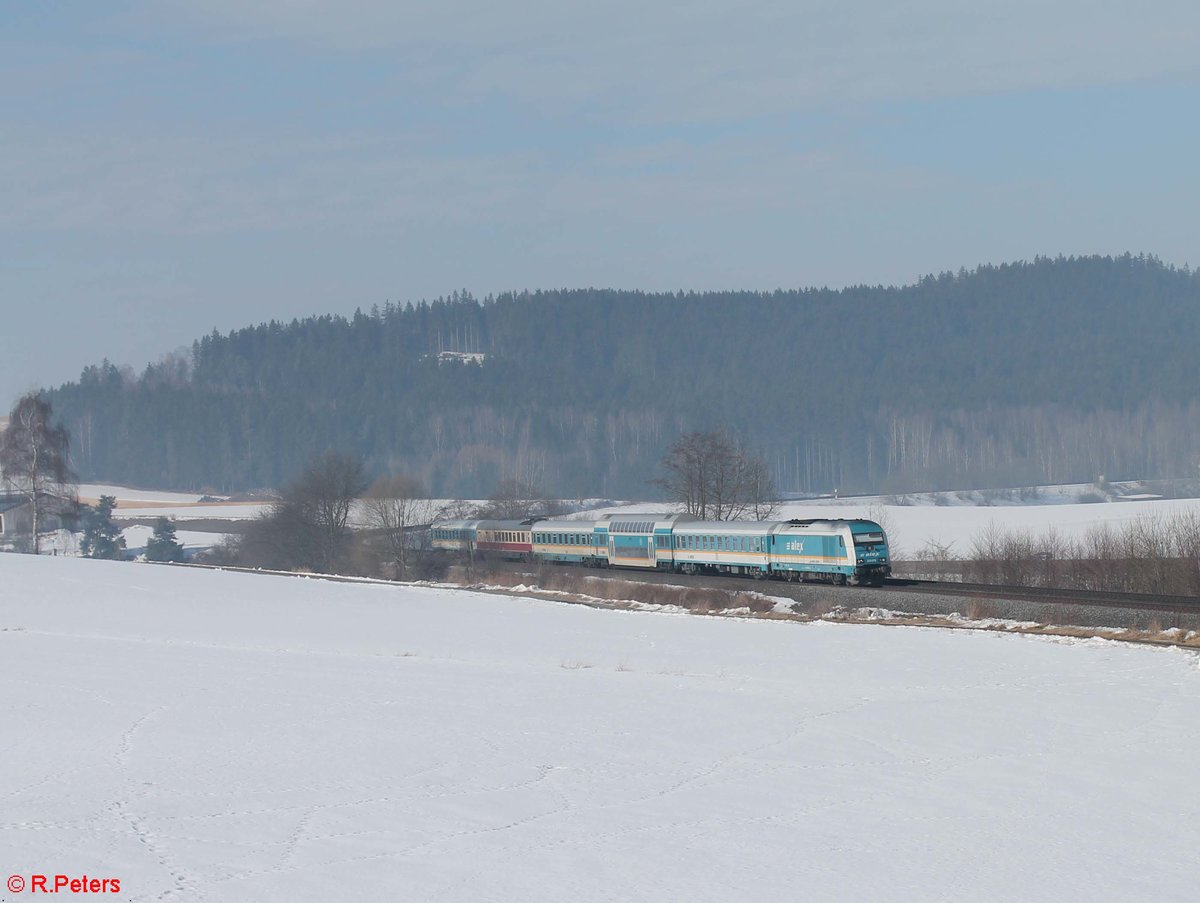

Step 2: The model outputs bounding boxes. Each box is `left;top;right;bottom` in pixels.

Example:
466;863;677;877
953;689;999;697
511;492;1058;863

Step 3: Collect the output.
45;254;1200;496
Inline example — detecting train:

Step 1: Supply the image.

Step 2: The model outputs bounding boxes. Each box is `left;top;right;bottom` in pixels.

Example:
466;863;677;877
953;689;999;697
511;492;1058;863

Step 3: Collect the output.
430;513;891;585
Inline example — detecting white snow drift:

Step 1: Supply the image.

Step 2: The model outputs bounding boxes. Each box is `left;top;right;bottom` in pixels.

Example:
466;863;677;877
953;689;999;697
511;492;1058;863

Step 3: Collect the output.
2;555;1199;902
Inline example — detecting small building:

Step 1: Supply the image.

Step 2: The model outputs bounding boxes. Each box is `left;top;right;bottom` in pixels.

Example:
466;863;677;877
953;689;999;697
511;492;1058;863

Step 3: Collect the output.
0;491;77;550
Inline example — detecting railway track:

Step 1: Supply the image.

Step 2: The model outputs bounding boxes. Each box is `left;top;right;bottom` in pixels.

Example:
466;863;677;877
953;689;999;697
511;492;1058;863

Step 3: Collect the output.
482;560;1200;616
156;559;1200;616
882;578;1200;614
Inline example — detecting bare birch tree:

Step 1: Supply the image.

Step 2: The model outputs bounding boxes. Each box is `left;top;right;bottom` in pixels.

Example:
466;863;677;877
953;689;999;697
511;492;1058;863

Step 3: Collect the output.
0;394;77;553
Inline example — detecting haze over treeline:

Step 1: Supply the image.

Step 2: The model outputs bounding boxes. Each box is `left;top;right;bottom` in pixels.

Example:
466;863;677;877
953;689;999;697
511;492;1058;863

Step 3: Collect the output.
43;254;1200;497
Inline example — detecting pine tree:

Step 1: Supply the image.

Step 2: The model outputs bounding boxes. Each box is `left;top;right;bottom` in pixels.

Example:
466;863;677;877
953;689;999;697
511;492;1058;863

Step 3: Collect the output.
145;517;185;562
80;495;126;560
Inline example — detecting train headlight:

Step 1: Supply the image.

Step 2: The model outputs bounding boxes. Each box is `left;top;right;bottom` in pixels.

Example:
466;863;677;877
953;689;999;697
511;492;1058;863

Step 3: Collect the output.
857;558;864;564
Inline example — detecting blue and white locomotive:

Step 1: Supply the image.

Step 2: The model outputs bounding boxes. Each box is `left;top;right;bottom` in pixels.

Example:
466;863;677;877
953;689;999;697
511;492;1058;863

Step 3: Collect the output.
433;513;891;586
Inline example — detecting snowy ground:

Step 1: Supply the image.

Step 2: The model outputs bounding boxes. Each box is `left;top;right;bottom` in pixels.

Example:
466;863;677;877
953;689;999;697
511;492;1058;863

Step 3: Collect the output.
119;525;232;557
112;502;270;521
589;495;1200;557
78;484;219;505
3;556;1200;902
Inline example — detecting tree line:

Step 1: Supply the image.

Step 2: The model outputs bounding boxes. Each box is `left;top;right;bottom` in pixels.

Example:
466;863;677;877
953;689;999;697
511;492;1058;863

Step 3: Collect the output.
34;253;1200;497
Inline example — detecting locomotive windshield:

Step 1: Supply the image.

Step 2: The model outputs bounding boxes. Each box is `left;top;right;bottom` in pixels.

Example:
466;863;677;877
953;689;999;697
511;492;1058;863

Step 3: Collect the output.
854;532;885;545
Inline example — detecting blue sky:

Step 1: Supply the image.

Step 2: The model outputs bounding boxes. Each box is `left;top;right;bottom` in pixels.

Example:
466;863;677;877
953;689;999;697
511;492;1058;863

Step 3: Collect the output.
3;1;1199;405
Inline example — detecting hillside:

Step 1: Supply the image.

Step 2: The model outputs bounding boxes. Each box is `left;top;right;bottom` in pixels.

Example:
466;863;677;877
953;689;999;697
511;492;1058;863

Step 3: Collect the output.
6;555;1200;901
45;254;1200;495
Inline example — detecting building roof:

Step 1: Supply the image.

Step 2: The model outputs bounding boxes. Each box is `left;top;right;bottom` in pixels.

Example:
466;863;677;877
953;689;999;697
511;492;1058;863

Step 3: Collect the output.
0;493;30;514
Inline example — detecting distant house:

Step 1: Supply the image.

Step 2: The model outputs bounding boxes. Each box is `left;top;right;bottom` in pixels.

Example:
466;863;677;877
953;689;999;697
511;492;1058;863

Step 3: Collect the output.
0;491;77;550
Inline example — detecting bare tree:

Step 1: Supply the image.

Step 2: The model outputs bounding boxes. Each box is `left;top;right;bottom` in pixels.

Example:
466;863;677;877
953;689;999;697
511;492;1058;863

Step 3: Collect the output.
291;452;367;572
654;430;778;521
437;498;479;519
243;452;368;573
363;474;437;579
0;394;77;553
477;477;563;519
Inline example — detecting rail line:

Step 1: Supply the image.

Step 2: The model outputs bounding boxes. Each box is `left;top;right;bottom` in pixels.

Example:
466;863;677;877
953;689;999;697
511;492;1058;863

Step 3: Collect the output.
881;578;1200;614
154;559;1200;616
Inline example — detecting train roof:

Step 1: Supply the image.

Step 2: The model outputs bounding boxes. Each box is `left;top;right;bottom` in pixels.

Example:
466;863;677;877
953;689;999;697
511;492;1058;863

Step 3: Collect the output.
595;512;697;531
430;519;481;530
531;518;598;531
775;518;884;531
475;518;537;530
672;520;778;535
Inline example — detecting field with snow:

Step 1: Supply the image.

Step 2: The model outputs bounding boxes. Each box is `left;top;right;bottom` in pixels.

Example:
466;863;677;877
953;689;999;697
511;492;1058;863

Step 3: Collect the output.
589;487;1200;558
3;556;1200;901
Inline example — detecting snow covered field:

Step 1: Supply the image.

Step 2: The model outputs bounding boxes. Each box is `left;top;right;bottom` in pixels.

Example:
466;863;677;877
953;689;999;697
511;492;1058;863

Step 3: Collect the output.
3;556;1200;901
119;525;232;557
77;484;217;505
590;494;1200;557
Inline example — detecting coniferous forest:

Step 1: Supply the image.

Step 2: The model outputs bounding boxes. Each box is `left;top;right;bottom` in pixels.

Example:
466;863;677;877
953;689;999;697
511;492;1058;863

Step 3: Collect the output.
43;254;1200;497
